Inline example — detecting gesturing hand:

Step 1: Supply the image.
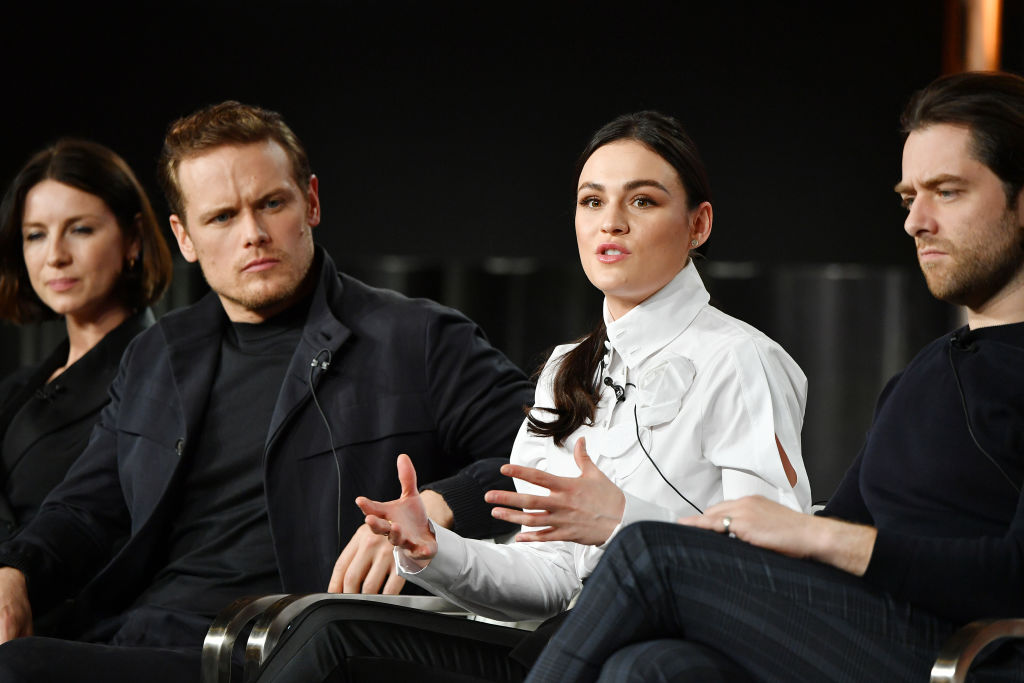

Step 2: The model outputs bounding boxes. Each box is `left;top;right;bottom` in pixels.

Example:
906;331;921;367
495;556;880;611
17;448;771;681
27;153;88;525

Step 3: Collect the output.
355;453;438;563
485;437;626;547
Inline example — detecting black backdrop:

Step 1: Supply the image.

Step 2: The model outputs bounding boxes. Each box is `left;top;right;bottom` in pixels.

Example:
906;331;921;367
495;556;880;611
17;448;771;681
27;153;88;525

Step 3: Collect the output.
2;0;1022;499
3;0;960;264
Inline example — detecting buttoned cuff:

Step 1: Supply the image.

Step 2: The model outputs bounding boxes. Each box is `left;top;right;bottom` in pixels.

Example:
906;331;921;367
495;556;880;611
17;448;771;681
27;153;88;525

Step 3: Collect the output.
396;522;468;587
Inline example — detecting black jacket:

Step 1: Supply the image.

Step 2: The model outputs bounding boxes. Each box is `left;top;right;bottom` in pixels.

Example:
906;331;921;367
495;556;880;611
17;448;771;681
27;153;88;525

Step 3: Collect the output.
0;249;533;629
0;310;154;540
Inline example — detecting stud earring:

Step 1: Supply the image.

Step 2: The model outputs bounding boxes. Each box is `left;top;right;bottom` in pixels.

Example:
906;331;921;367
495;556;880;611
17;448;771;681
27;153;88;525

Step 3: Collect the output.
690;239;699;248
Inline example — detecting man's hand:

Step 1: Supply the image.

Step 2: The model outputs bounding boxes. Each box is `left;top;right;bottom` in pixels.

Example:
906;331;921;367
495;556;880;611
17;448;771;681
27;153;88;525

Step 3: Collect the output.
678;495;877;576
328;524;405;594
0;567;32;644
485;437;626;547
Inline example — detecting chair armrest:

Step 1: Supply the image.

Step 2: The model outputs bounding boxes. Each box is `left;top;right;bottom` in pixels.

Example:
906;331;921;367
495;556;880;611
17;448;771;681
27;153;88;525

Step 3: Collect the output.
201;594;289;683
243;593;470;678
930;618;1024;683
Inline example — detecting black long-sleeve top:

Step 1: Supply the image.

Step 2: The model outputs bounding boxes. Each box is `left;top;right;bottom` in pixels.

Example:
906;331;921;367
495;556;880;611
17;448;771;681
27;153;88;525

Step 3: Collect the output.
823;322;1024;624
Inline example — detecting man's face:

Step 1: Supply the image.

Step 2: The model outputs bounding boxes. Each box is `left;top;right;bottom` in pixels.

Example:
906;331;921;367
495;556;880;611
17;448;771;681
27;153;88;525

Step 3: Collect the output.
897;123;1024;313
169;141;320;323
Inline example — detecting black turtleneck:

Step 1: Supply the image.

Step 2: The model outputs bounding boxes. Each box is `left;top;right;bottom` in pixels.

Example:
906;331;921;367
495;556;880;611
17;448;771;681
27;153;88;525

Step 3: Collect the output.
130;298;310;625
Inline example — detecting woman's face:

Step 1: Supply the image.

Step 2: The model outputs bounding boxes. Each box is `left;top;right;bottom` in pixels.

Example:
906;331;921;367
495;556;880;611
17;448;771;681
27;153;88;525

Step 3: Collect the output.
575;140;710;319
21;179;135;323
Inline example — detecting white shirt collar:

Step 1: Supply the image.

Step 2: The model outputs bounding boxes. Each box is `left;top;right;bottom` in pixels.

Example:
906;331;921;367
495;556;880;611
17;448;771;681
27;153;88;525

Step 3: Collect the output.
602;261;710;369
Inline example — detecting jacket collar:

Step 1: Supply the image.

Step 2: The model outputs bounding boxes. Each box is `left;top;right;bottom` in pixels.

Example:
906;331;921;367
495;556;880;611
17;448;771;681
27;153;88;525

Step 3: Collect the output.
267;248;351;447
25;307;153;416
0;308;155;465
603;261;709;369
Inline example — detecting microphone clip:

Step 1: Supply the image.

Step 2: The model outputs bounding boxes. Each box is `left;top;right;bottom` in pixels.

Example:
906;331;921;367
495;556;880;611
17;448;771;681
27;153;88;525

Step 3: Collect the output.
603;376;626;403
950;334;978;353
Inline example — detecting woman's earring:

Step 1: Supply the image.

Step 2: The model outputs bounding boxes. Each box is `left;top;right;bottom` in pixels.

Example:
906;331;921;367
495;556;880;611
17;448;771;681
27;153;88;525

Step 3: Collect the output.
128;256;137;270
690;239;699;248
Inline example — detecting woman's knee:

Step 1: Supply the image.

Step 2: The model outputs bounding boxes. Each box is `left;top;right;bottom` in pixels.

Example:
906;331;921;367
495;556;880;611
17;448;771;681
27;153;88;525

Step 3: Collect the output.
597;639;751;683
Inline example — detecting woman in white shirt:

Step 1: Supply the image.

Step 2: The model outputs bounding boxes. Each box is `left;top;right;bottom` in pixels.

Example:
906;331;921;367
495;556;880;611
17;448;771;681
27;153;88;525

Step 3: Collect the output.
260;111;810;682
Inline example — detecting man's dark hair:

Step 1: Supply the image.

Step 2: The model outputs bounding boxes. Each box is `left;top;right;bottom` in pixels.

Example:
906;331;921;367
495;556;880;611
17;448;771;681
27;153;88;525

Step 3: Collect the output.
902;71;1024;205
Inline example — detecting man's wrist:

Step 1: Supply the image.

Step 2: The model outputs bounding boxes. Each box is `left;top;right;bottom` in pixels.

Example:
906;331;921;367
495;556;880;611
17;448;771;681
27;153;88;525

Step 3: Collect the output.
812;517;877;576
420;490;455;530
0;567;24;581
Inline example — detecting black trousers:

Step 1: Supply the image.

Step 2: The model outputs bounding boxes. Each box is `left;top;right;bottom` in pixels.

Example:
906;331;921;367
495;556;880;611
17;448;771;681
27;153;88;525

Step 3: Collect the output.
0;604;210;682
254;601;547;683
0;638;200;683
527;522;1024;683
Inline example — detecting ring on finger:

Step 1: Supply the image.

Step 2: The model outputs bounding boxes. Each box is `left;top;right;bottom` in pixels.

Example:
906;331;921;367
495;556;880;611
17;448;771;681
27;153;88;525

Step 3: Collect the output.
722;516;736;539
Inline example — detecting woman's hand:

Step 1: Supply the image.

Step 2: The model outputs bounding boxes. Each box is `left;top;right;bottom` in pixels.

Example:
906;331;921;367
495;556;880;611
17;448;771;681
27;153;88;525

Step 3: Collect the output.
486;437;626;547
355;454;438;563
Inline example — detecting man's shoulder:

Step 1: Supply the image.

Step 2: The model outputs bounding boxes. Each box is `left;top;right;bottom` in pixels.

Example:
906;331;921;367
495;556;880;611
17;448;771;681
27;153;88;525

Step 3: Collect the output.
332;272;470;329
905;328;960;368
121;294;222;360
874;329;959;405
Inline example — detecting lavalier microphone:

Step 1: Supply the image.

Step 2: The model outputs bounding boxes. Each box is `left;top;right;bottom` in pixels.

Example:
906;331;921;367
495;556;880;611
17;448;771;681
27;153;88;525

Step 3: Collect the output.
603;376;626;402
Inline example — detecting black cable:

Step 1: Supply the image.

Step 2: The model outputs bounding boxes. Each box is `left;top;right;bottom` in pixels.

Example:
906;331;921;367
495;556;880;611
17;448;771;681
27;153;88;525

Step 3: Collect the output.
633;404;703;514
603;358;703;513
948;340;1021;494
309;349;345;552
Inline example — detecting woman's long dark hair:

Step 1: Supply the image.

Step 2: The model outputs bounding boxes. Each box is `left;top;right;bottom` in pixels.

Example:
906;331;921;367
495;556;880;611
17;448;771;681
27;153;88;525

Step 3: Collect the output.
527;111;713;446
0;139;173;323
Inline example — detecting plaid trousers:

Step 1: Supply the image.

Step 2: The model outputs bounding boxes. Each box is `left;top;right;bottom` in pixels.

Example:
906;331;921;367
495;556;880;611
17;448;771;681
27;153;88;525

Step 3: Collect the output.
527;521;1023;683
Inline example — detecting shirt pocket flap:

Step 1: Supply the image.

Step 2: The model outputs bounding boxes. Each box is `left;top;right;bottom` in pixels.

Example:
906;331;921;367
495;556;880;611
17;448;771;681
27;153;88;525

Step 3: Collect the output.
299;392;436;456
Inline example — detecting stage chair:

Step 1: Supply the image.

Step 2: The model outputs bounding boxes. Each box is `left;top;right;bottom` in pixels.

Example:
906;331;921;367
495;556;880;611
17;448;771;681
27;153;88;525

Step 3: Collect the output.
930;618;1024;683
201;592;538;683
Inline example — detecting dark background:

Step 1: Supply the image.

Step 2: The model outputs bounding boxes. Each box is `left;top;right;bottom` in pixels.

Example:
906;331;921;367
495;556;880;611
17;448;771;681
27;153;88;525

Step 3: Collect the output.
2;0;1021;499
3;1;962;263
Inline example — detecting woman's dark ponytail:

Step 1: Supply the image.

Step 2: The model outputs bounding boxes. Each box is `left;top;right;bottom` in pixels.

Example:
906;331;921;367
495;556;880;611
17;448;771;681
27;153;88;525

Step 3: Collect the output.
526;320;606;447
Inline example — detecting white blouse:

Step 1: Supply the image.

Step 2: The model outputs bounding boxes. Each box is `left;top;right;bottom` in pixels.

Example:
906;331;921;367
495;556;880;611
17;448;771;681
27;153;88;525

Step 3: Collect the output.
399;262;810;622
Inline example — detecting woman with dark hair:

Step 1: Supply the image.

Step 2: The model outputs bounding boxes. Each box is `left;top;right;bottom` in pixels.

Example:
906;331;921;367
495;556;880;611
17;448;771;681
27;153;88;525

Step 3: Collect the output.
366;109;810;614
0;139;173;540
257;111;809;683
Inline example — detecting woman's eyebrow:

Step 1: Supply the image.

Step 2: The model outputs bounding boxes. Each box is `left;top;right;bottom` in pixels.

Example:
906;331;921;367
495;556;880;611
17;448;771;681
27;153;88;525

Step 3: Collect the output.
577;179;670;193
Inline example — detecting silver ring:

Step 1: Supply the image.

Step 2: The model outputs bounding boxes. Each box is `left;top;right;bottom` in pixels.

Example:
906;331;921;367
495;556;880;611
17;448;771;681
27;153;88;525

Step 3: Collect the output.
722;516;736;538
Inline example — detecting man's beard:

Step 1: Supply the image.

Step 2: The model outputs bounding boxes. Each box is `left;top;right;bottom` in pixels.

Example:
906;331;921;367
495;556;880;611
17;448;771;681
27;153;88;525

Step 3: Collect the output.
202;246;316;317
220;274;309;314
920;212;1024;310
